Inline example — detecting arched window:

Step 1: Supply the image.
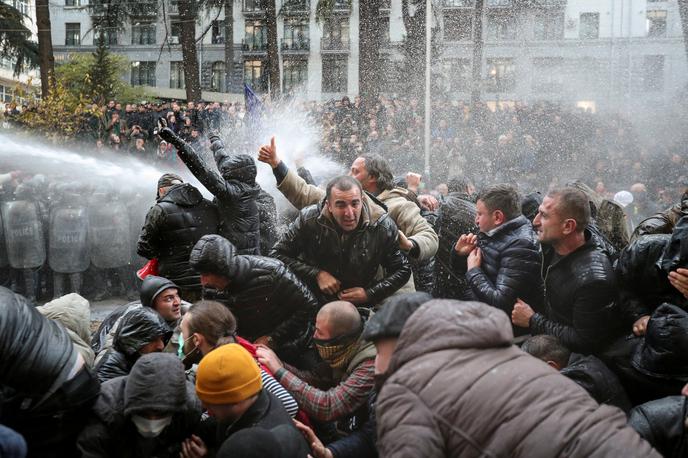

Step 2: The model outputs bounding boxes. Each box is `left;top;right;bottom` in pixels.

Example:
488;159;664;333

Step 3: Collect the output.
211;61;226;92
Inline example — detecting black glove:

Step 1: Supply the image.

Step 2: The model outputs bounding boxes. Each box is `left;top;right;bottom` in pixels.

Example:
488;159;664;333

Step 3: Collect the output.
155;116;177;144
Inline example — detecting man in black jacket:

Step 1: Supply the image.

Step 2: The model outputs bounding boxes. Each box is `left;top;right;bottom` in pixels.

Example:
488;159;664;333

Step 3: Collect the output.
433;177;477;299
0;287;100;458
189;234;317;358
157;119;262;255
454;184;543;338
137;173;219;301
271;175;411;308
512;187;623;355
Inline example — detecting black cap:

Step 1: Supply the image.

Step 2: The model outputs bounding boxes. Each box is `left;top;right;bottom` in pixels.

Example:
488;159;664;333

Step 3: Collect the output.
362;292;432;342
140;275;178;309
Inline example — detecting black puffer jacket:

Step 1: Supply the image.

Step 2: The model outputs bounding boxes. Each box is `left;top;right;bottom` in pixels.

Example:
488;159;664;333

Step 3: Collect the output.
465;215;544;331
78;354;202;458
158;128;261;255
616;234;686;323
0;287;78;400
561;353;631;413
95;307;172;383
257;188;280;253
271;199;411;306
433;192;477;299
631;190;688;242
190;234;318;349
137;183;219;291
629;396;688;458
410;208;437;294
530;230;623;355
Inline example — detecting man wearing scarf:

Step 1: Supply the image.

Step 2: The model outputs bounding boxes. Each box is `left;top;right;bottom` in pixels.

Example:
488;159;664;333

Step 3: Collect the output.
256;301;376;436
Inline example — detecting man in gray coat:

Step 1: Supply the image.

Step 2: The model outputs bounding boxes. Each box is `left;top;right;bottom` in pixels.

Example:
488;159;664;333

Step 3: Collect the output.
375;299;661;458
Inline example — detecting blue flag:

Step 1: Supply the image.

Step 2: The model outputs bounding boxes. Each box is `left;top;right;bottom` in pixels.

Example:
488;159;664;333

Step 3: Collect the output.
244;83;263;131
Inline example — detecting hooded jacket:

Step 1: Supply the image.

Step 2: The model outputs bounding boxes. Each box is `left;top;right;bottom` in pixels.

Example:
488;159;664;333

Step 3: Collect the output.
78;354;202;458
464;215;544;334
137;182;219;291
530;230;623;355
158;128;261;255
631;190;688;242
376;299;661;458
38;293;95;367
95;307;173;383
434;191;477;299
271;196;411;306
190;234;318;348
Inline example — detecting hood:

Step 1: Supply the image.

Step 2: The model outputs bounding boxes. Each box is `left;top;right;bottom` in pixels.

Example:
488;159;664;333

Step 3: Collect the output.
660;215;688;274
158;183;204;207
113;307;173;356
389;299;513;375
362;292;432;342
124;353;191;416
567;180;602;218
189;234;250;281
521;192;543;222
37;293;92;344
217;153;257;184
140;275;178;309
632;303;688;381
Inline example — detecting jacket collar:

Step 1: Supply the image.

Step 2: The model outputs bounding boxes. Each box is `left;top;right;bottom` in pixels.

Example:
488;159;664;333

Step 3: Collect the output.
482;215;528;239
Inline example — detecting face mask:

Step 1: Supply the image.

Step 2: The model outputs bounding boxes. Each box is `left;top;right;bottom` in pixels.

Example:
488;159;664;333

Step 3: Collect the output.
181;334;202;368
131;414;172;438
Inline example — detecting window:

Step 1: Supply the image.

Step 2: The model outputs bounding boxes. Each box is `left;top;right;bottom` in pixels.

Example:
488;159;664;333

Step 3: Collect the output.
533;11;564;40
65;23;81;46
579;12;599;39
131;61;156;86
283;59;307;91
212;20;225;44
379;16;390;43
283;18;309;48
322;18;349;49
170;21;182;44
13;0;28;15
486;58;515;92
244;59;267;92
95;27;118;45
322;56;347;92
65;0;80;6
487;0;511;6
643;55;664;91
211;61;226;91
444;0;473;6
486;13;515;41
170;61;185;89
244;19;267;50
132;22;156;45
244;0;264;12
443;58;470;92
646;10;667;37
531;57;564;92
444;11;472;41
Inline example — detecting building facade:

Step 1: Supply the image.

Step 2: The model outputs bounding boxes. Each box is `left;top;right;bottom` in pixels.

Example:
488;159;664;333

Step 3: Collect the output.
1;0;40;109
48;0;688;109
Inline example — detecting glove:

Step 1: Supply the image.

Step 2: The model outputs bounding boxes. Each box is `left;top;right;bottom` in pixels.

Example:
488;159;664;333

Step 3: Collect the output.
155;116;178;144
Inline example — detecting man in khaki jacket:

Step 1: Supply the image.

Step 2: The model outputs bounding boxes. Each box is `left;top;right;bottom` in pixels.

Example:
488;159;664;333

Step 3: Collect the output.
258;138;438;294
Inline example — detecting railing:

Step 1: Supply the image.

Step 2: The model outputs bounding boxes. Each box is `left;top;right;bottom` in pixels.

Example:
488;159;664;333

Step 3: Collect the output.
243;0;265;13
281;0;309;14
281;37;310;51
242;38;268;52
320;37;349;52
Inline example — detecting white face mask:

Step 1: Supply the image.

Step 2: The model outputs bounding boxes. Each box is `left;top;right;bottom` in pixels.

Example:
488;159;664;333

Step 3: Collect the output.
131;414;172;438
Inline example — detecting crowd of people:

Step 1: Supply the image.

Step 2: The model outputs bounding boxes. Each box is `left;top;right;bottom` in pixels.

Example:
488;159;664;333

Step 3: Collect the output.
0;95;688;457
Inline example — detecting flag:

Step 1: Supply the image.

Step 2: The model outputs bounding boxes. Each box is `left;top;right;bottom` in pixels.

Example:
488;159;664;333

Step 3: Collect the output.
244;82;263;131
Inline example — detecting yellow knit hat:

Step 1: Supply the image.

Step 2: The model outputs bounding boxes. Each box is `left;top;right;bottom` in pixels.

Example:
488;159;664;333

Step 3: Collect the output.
195;343;262;405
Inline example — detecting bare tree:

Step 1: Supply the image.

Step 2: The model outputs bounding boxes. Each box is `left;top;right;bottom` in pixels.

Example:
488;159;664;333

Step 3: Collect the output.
35;0;55;97
470;0;484;104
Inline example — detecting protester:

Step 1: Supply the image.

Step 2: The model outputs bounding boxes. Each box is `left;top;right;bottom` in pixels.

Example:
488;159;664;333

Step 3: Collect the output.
272;175;411;307
137;173;219;301
189;234;318;358
77;354;202;457
256;301;376;432
375;299;660;457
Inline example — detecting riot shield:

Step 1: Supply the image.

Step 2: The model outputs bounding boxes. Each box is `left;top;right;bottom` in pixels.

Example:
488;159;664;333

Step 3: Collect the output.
89;200;131;269
2;200;46;269
48;206;90;273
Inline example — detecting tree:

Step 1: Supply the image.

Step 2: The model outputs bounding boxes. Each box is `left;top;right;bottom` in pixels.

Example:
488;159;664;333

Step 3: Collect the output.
223;0;234;92
0;2;38;76
265;0;280;96
679;0;688;66
35;0;55;97
470;0;485;104
178;0;202;100
89;34;120;104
